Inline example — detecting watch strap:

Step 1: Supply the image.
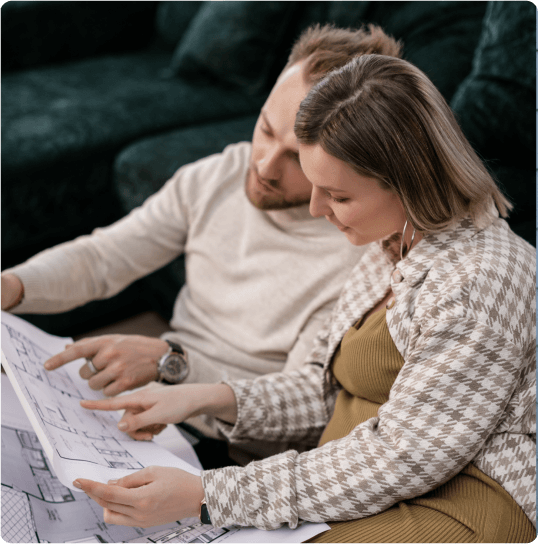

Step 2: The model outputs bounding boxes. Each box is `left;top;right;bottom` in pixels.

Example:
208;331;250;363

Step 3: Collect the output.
165;340;184;355
200;499;211;524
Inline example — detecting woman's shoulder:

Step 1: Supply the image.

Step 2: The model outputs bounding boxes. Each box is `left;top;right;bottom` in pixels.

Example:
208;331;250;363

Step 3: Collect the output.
424;218;535;346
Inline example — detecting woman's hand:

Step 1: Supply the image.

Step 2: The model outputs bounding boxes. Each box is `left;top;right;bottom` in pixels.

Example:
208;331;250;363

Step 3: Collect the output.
73;466;204;528
80;383;237;440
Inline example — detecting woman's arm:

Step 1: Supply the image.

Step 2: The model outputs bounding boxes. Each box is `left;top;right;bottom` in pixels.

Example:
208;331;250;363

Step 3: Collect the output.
80;382;237;440
201;317;531;530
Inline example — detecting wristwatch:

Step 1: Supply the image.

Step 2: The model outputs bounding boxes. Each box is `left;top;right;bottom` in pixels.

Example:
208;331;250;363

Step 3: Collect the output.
157;340;189;384
200;498;211;525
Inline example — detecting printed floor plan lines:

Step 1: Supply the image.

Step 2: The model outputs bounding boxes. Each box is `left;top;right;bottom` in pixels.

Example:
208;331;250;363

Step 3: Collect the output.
1;486;39;543
3;323;84;399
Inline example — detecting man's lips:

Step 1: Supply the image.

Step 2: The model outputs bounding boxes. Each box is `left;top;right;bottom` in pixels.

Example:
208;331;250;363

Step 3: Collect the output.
255;174;279;194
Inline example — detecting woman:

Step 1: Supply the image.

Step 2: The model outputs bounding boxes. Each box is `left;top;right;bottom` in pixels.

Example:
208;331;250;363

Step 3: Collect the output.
75;55;536;542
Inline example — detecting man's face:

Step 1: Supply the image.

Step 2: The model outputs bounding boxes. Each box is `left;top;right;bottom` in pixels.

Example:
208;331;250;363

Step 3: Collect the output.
245;64;313;210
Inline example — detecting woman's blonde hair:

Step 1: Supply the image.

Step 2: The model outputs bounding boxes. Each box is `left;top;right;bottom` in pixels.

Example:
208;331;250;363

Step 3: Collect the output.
294;54;511;232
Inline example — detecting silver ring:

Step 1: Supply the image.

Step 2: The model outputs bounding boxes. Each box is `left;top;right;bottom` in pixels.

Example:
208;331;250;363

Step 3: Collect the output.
85;358;98;375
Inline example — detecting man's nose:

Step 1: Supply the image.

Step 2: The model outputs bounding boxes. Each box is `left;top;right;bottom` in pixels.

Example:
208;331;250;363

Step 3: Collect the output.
257;145;281;181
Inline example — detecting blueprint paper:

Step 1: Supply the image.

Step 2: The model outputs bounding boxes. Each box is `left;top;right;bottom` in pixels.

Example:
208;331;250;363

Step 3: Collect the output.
1;311;201;491
1;374;189;543
1;312;330;542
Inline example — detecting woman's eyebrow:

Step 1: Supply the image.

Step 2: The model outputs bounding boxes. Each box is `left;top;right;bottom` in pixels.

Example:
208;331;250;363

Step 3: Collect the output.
318;185;347;192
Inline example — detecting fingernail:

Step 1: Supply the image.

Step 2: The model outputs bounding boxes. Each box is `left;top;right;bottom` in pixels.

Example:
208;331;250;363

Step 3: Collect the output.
118;422;127;430
73;480;82;489
108;479;118;485
44;363;51;370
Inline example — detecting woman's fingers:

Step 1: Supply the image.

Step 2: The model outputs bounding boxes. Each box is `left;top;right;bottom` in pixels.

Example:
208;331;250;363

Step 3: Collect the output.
84;490;135;517
103;508;139;527
110;467;157;489
80;392;145;412
73;479;138;506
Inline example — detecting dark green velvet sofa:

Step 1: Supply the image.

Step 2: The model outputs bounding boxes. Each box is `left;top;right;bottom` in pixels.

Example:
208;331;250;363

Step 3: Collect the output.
2;1;535;336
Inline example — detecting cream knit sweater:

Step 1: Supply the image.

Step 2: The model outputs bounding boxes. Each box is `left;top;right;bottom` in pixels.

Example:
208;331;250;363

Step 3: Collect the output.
7;142;365;387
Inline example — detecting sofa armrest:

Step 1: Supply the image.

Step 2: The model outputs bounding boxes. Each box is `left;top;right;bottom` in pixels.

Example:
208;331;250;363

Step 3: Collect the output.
1;1;158;73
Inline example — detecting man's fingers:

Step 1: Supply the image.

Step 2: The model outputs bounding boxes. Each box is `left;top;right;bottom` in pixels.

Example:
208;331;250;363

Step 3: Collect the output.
102;379;132;398
87;367;117;392
45;341;99;371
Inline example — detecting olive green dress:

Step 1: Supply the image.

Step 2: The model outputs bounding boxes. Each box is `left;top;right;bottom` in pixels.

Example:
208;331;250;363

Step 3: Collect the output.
308;309;534;543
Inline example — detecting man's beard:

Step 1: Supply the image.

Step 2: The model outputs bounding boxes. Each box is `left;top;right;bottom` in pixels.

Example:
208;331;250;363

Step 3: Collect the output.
244;168;310;210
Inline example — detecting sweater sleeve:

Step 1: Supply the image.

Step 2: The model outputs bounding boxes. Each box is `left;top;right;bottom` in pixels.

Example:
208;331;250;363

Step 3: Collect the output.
202;317;529;530
5;160;198;315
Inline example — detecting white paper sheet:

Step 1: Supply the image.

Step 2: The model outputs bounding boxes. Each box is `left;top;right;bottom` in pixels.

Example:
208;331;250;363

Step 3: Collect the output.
1;312;330;542
1;311;201;492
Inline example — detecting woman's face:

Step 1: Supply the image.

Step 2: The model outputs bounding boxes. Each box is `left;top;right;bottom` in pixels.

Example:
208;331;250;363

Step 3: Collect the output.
300;144;407;246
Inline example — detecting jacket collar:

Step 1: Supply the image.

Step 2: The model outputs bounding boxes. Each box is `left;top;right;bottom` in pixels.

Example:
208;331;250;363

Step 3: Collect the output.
379;214;495;287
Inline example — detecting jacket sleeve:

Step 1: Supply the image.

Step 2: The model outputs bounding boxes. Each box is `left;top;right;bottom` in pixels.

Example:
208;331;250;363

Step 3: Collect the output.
5;159;201;315
202;317;529;530
216;362;336;446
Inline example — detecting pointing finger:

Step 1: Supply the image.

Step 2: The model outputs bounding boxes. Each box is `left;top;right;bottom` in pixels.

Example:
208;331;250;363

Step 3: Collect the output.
44;342;97;371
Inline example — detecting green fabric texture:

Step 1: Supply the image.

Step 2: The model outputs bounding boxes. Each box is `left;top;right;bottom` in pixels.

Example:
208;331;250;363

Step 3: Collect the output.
154;1;204;51
169;1;301;96
361;1;488;100
450;1;536;244
1;1;158;73
2;51;262;265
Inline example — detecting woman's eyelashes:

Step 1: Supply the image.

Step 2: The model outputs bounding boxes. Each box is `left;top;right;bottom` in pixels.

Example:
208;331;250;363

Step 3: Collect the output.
325;190;348;203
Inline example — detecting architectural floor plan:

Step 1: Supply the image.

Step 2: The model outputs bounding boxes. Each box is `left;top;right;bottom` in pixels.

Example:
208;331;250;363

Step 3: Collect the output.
1;312;328;543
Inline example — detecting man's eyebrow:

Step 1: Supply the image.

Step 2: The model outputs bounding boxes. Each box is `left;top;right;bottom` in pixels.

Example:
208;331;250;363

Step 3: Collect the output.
261;109;273;130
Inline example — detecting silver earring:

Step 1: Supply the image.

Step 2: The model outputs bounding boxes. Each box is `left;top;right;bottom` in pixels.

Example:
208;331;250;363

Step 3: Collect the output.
400;220;416;260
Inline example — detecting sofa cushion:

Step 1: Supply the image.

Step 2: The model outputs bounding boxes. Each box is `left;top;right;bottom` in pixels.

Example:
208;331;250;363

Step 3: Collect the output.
450;1;536;245
2;52;260;175
1;51;263;259
155;1;204;50
1;1;158;73
362;1;488;101
168;1;300;96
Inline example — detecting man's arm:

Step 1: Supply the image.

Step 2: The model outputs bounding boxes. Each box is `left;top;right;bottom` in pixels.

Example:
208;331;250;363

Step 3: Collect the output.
3;166;191;315
1;273;24;311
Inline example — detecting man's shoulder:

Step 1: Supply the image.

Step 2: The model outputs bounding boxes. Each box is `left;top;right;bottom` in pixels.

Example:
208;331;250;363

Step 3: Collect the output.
169;141;252;202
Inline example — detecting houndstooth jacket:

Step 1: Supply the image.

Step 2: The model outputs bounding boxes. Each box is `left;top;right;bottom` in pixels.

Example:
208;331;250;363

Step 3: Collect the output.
201;214;536;530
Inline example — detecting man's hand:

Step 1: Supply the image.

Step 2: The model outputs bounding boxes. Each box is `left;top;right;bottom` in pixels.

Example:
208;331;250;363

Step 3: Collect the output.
73;466;204;528
1;273;24;310
80;383;238;440
44;335;169;396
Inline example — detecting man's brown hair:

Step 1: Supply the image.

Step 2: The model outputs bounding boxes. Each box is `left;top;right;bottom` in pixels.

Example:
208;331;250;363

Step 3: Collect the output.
295;54;511;232
284;24;402;85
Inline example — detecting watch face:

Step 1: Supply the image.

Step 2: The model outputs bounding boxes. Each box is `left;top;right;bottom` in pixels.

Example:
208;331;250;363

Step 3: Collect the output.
162;354;189;383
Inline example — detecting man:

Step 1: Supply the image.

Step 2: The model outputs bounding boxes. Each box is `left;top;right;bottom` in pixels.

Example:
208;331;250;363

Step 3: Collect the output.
2;25;401;445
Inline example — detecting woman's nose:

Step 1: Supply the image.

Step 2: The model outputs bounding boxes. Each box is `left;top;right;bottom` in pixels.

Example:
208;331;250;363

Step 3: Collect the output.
309;186;330;218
